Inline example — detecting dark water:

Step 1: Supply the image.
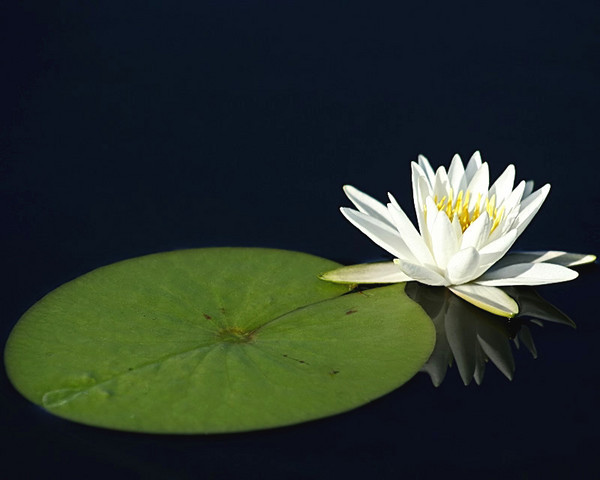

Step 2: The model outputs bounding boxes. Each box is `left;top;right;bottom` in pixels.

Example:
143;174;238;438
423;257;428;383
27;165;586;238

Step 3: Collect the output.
2;1;599;478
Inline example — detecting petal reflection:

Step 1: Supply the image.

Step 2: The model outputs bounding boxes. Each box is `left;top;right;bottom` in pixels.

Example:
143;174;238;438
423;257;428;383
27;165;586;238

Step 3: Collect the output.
405;282;573;386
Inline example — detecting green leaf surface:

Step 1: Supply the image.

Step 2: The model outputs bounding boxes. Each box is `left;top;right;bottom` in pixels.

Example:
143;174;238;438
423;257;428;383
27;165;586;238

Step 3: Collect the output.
5;248;434;433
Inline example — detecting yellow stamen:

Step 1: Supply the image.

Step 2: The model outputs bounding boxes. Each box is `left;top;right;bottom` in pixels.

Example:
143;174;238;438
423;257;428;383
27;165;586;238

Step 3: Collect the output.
431;190;505;233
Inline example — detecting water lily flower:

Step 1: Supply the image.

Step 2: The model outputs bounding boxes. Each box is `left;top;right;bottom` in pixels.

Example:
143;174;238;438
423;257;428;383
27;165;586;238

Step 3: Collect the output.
321;151;596;317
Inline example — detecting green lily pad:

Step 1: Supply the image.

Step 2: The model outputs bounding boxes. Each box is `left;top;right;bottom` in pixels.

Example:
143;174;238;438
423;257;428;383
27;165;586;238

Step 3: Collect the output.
5;248;434;433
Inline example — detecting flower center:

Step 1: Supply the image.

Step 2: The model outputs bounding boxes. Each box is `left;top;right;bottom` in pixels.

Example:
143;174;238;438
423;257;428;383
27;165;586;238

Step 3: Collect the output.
433;189;505;233
216;326;254;344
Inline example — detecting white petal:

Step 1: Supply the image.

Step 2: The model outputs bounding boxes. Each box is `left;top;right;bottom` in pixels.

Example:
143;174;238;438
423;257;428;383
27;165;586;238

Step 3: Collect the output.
451;214;463;240
447;154;467;193
474;262;578;286
499;251;597;267
418;154;436;187
514;184;550;236
523;180;535;198
433;166;451;200
429;210;459;270
466;162;490;209
478;228;518;257
387;202;436;267
343;185;393;227
500;180;526;213
461;212;491;250
387;192;400;209
449;284;519;317
394;259;448;286
411;161;427;190
487;180;526;243
424;196;439;245
411;163;431;237
340;208;418;262
464;151;482;183
319;262;412;284
446;247;481;284
474;229;519;277
488;164;515;206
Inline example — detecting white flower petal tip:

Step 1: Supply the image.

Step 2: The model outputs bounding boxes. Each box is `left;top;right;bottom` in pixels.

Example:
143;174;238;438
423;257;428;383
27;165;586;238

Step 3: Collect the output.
319;262;412;284
342;185;392;226
501;251;596;267
449;285;519;318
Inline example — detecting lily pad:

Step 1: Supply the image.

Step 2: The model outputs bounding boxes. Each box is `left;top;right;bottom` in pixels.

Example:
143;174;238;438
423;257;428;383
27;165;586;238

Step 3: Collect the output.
5;248;434;433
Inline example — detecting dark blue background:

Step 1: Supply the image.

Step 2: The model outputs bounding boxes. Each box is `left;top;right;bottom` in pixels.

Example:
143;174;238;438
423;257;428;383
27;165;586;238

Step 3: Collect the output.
2;1;599;478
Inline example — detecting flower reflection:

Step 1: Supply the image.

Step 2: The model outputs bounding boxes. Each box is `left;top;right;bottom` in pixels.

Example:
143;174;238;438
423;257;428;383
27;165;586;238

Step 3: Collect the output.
404;282;574;386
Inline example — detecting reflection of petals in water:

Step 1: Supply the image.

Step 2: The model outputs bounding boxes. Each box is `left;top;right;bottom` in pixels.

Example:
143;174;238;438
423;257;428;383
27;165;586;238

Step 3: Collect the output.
504;286;575;327
405;283;574;386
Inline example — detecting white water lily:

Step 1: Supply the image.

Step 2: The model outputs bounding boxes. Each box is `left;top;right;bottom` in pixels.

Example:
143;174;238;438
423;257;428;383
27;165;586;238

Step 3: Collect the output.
322;151;596;317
